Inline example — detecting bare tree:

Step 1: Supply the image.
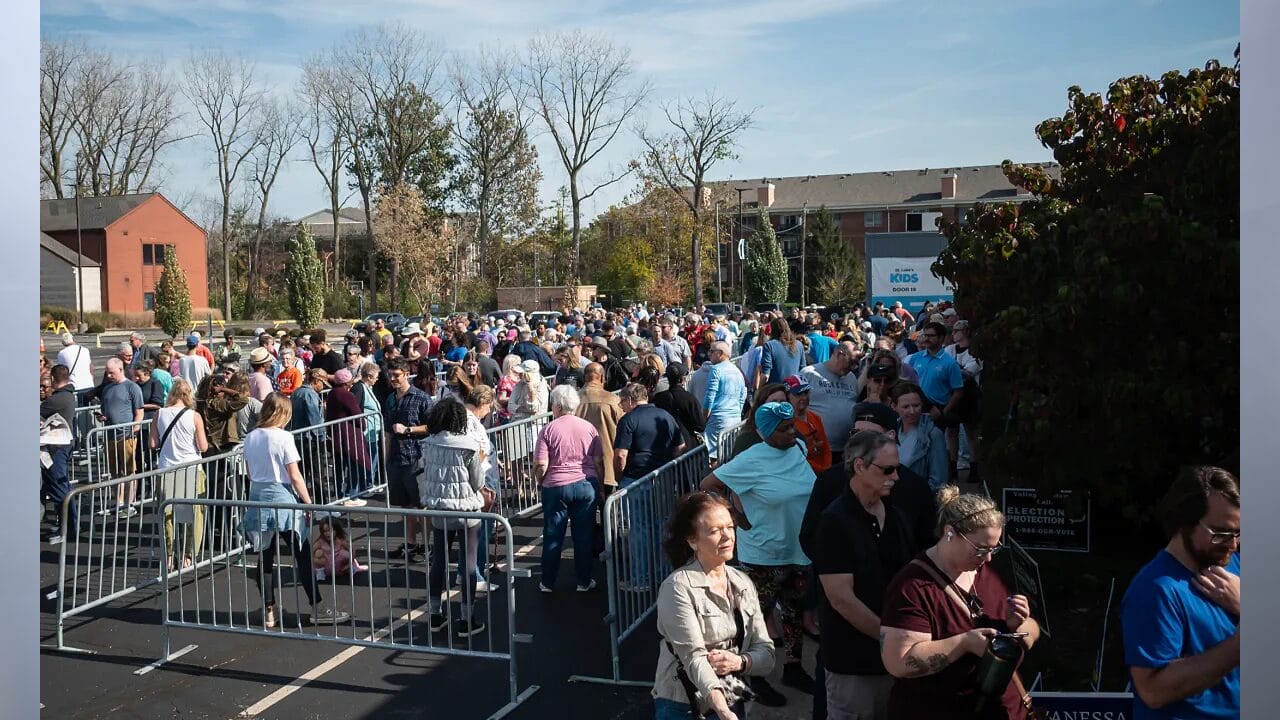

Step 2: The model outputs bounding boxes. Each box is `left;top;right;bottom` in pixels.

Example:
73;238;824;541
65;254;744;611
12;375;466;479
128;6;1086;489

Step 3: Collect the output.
637;92;754;304
299;62;351;288
244;99;303;317
182;50;266;320
42;40;189;197
40;39;89;198
520;30;650;285
450;48;541;286
313;25;445;310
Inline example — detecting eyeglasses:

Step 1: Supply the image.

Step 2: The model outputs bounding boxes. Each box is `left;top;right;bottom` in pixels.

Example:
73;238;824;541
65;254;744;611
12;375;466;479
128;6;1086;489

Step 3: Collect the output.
868;461;899;475
958;532;1005;558
1201;522;1240;545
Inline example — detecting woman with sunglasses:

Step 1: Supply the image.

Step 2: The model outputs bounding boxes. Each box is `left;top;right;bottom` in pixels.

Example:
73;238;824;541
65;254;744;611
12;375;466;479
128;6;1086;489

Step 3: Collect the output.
879;487;1040;720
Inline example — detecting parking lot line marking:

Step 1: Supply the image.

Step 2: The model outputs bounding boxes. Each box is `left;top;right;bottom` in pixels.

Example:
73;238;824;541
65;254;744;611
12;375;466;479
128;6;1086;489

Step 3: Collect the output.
135;644;198;676
237;602;431;718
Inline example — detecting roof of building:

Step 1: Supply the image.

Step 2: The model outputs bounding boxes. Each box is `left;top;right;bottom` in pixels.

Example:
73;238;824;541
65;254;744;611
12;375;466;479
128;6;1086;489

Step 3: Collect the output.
41;193;159;233
297;207;368;225
703;162;1060;212
40;232;101;267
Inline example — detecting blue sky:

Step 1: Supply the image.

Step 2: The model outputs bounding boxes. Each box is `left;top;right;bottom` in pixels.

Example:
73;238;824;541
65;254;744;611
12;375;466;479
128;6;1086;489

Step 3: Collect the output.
41;0;1239;226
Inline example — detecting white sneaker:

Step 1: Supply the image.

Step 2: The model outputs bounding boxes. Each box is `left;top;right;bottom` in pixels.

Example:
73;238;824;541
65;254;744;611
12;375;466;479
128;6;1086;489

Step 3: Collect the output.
475;580;499;593
539;583;553;593
338;498;368;507
576;580;598;592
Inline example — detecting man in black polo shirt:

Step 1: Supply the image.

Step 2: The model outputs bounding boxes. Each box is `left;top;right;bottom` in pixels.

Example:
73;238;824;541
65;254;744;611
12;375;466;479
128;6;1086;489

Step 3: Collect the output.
308;328;345;375
614;382;685;589
812;429;917;720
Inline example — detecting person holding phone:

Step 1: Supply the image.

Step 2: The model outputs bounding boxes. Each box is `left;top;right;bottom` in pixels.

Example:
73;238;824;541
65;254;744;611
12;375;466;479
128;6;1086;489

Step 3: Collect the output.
879;486;1040;719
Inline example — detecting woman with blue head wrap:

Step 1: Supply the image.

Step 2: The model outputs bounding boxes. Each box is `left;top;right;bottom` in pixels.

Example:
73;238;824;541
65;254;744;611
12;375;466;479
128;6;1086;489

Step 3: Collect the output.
700;400;818;700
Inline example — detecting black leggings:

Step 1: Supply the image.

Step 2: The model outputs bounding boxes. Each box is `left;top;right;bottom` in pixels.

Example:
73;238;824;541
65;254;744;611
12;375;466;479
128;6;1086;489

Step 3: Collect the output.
257;532;320;608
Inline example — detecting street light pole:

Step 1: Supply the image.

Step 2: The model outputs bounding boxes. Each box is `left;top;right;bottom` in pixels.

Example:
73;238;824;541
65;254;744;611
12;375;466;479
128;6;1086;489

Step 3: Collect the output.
735;187;750;305
715;201;723;303
800;201;808;307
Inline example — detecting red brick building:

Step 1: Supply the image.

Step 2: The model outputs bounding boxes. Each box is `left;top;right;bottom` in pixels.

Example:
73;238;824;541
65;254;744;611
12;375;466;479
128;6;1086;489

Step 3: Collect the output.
40;193;209;313
705;163;1059;302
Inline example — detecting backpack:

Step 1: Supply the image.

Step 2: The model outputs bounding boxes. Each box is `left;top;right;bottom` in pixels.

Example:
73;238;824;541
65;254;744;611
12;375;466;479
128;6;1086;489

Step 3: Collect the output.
603;358;630;392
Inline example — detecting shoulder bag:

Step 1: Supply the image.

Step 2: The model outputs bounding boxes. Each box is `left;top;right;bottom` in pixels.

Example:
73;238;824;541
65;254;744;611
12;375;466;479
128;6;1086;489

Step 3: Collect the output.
910;558;1043;720
665;585;749;718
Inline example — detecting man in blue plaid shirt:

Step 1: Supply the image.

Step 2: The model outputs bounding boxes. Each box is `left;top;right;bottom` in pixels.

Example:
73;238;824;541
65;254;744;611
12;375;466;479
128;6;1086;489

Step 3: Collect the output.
383;358;435;561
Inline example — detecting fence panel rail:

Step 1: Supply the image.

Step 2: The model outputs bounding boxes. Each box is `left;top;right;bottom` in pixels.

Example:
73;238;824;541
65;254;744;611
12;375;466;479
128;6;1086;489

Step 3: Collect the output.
487;413;552;519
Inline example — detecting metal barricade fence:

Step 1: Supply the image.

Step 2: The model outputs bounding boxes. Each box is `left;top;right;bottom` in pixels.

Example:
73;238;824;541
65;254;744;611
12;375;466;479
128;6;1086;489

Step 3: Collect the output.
70;405;106;484
50;449;249;653
153;499;539;715
571;445;711;684
486;412;552;519
287;410;387;507
715;421;748;465
84;419;156;485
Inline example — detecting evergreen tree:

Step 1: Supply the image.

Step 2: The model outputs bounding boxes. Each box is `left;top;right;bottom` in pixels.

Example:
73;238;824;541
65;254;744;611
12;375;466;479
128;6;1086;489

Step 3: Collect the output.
153;247;192;338
744;208;788;305
811;206;865;306
286;224;326;329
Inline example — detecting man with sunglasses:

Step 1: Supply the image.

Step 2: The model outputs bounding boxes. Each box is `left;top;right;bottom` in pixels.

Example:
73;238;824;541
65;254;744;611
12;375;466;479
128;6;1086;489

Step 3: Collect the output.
1122;466;1240;719
799;403;936;719
810;430;917;720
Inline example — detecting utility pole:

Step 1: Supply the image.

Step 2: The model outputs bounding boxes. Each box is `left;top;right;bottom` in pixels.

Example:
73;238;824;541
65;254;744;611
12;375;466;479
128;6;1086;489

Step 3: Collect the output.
800;202;808;307
71;153;87;332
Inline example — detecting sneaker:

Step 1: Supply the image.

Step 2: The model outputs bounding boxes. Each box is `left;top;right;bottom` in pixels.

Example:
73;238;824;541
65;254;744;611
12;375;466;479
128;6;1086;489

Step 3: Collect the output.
45;534;64;546
781;662;815;694
389;543;425;561
539;583;553;593
118;506;139;519
455;619;486;638
576;580;598;592
428;612;449;632
310;605;350;625
338;498;368;507
264;606;277;629
474;580;498;593
750;677;787;707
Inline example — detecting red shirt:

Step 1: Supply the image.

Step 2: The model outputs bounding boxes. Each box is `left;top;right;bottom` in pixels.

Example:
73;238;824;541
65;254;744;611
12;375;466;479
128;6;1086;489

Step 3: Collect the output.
880;553;1026;720
427;334;443;358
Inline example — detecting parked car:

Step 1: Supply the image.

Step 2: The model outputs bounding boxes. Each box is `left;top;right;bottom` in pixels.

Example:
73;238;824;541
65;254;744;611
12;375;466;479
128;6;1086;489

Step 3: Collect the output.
529;310;564;327
486;309;526;326
703;303;732;317
355;312;407;335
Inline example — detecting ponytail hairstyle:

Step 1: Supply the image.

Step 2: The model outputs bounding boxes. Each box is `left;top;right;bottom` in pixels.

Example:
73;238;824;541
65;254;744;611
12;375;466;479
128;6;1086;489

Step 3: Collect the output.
934;485;1004;540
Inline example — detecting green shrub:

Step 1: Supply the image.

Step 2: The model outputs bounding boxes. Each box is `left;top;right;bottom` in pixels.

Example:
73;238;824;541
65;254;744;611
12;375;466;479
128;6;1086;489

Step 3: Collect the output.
87;323;106;334
41;306;78;325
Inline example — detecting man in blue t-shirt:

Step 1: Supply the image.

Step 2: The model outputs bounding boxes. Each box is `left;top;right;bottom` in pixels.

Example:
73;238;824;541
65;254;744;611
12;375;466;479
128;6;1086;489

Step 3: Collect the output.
905;321;964;481
1122;465;1240;720
613;383;686;589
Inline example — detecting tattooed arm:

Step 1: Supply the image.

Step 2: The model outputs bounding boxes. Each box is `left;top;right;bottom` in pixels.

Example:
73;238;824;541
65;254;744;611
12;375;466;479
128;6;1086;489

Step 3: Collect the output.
880;626;999;679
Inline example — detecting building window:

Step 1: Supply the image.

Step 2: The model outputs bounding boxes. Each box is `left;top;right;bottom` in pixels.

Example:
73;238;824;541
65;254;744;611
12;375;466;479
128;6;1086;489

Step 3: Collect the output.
144;292;155;310
864;211;884;228
143;243;173;265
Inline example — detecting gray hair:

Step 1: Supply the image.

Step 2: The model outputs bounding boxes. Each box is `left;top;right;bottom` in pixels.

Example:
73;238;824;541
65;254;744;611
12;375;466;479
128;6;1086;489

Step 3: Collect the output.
359;362;380;381
710;341;731;357
619;382;649;404
549;384;581;413
844;430;896;474
130;331;146;342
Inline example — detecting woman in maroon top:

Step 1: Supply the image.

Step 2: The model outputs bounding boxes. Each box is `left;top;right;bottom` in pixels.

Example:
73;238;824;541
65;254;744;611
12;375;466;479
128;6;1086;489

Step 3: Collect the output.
325;369;371;505
879;486;1041;719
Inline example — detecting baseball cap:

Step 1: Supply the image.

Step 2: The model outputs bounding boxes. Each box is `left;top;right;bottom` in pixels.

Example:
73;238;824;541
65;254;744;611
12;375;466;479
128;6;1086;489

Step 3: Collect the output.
868;363;896;379
782;375;811;394
186;334;200;347
853;402;899;431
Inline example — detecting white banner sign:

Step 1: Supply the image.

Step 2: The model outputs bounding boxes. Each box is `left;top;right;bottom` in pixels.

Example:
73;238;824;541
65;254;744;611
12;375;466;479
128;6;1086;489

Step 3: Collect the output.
869;256;955;311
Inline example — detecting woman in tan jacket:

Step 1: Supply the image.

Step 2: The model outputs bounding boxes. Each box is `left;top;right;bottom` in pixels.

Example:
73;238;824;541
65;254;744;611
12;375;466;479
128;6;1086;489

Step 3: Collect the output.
654;492;775;720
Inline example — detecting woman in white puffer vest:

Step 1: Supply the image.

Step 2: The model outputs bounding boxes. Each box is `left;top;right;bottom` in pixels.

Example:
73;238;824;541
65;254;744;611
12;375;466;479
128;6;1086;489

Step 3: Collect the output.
418;398;488;640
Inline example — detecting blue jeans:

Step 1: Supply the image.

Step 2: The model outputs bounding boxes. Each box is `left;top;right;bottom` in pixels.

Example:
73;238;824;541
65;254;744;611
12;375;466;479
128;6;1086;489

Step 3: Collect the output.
540;478;596;587
42;445;76;533
654;698;747;719
624;479;654;586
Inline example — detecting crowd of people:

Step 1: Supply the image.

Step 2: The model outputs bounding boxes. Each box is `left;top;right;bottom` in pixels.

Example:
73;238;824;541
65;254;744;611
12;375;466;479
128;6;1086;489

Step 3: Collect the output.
34;297;1239;719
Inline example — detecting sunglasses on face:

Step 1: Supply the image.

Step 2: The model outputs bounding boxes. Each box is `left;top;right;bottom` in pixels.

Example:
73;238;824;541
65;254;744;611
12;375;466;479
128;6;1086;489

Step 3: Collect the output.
868;461;899;475
1201;522;1240;545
